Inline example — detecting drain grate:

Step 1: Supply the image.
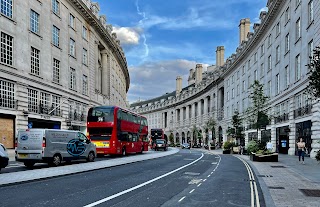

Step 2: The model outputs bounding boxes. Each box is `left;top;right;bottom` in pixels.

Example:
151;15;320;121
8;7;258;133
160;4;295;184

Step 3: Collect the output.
271;165;286;168
268;186;285;189
257;175;273;177
299;189;320;197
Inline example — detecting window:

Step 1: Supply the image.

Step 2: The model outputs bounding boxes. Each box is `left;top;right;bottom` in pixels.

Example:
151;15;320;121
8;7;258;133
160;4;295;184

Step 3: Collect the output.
285;7;290;23
227;91;230;101
0;32;13;65
1;0;12;18
308;0;314;24
276;22;280;36
82;26;87;40
296;0;301;7
295;54;301;81
52;0;59;15
40;92;50;111
248;60;251;69
242;65;245;74
295;94;302;109
30;10;39;34
261;44;265;56
268;81;271;97
82;48;87;65
242;80;246;92
248;75;251;88
284;65;289;88
31;47;40;76
268;55;272;71
69;38;75;57
52;26;60;47
242;98;245;112
254;70;257;81
69;14;75;29
53;58;60;83
82;75;88;95
276;74;280;95
231;75;234;83
260;63;264;77
28;88;38;113
70;67;76;90
296;18;301;41
268;34;272;46
237;71;240;79
285;33;290;53
232;88;234;98
254;52;257;62
0;79;15;109
227;79;230;87
51;95;61;116
237;84;240;95
276;45;280;62
308;39;314;63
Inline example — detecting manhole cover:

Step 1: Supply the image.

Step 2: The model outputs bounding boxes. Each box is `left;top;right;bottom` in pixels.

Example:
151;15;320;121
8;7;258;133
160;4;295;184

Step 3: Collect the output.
257;175;273;177
184;172;200;176
300;189;320;197
268;186;285;189
271;166;286;168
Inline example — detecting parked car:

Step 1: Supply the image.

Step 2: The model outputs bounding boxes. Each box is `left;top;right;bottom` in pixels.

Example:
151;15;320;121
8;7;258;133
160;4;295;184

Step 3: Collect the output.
0;143;9;171
16;129;96;168
181;143;191;149
192;143;201;148
153;139;168;151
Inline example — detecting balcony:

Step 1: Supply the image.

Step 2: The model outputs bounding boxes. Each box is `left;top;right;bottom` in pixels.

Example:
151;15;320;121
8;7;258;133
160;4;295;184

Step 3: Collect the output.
69;111;85;121
294;105;312;119
274;113;289;124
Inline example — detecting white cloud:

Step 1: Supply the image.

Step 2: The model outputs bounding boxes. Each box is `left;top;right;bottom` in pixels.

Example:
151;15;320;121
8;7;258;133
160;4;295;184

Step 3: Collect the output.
112;27;140;45
128;59;201;103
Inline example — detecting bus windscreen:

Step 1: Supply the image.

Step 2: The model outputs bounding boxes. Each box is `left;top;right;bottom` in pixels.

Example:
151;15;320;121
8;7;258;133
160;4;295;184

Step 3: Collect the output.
87;107;114;122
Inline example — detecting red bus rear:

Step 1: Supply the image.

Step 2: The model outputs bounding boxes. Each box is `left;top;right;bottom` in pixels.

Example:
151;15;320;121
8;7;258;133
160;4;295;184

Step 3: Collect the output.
150;128;165;149
87;106;148;156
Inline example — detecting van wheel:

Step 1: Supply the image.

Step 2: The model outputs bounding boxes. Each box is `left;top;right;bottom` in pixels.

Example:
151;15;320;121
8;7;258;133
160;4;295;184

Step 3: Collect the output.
24;162;35;168
122;147;126;156
51;154;61;167
87;152;95;162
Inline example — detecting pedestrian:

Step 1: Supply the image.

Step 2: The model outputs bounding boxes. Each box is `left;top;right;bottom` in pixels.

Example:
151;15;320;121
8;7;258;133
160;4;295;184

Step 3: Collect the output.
296;137;306;164
240;144;244;155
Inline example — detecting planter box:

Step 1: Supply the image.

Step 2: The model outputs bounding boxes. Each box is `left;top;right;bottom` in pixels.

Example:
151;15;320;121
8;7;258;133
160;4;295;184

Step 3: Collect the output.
223;149;231;154
250;153;278;162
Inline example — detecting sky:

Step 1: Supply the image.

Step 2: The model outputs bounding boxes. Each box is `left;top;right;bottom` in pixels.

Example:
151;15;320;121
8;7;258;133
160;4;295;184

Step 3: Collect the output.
97;0;267;104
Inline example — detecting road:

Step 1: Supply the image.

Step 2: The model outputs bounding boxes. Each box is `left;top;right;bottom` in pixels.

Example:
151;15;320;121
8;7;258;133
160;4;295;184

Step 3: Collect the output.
0;149;265;207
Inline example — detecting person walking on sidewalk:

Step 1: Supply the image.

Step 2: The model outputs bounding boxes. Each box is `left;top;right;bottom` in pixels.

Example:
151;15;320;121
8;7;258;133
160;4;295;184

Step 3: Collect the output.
297;137;306;164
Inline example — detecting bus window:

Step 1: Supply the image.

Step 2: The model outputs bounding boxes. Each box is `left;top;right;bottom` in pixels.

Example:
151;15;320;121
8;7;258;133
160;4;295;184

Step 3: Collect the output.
122;112;128;121
128;134;133;142
132;134;138;142
128;114;134;122
88;107;114;122
117;110;122;120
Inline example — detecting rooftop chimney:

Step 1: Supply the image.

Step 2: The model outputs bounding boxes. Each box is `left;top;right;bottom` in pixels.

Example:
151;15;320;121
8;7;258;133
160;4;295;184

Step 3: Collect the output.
195;64;203;84
239;18;251;45
216;46;225;67
176;76;182;95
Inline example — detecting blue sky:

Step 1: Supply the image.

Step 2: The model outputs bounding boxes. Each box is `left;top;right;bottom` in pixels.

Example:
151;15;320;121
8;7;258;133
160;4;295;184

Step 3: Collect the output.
97;0;267;103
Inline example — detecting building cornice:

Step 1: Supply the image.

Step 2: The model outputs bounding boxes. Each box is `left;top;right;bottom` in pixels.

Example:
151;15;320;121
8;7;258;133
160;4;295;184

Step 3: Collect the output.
68;0;130;92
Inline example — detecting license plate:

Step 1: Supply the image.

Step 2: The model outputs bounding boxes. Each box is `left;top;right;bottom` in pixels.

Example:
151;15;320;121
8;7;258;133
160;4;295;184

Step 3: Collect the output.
94;142;109;147
18;154;28;158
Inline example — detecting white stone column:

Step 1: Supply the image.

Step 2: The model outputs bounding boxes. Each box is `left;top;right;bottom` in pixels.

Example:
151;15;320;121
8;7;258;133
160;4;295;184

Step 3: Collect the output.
191;103;195;124
186;106;189;126
180;107;184;127
311;101;320;158
204;98;208;117
288;98;296;155
95;44;100;91
101;51;110;97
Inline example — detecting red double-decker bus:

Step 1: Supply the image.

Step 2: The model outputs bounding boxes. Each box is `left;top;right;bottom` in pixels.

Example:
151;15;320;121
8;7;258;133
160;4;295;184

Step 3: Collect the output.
87;106;148;156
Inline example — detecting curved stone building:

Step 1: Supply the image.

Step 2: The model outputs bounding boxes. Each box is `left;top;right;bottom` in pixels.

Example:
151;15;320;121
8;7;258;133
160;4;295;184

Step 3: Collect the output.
131;0;320;158
0;0;129;148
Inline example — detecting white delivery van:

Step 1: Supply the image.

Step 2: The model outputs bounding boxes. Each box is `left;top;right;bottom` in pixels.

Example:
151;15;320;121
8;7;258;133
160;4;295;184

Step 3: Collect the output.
16;129;96;168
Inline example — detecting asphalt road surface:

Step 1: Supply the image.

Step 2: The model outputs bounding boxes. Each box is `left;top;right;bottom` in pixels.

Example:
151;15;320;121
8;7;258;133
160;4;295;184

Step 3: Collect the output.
0;150;265;207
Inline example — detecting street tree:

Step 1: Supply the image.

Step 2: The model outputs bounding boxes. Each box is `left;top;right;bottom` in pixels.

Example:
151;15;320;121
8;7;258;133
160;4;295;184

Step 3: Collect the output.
231;110;245;144
307;46;320;98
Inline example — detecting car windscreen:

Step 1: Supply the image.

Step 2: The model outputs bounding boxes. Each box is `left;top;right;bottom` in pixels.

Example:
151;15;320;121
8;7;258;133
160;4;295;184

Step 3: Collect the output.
87;107;114;122
156;140;165;144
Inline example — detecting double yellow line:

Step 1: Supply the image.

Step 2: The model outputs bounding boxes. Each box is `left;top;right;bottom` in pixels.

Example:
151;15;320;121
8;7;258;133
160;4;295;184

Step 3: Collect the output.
236;156;260;207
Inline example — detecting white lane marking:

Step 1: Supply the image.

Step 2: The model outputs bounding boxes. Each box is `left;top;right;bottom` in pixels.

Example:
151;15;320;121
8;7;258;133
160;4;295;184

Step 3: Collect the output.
235;156;260;207
84;153;204;207
189;189;195;194
207;175;211;178
203;179;207;182
211;162;217;164
210;172;213;175
178;196;186;202
197;183;202;187
184;159;195;161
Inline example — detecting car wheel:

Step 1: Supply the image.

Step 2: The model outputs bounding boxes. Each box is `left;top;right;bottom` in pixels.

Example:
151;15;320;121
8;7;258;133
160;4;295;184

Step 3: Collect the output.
51;154;61;167
122;147;126;156
87;152;95;162
24;162;35;168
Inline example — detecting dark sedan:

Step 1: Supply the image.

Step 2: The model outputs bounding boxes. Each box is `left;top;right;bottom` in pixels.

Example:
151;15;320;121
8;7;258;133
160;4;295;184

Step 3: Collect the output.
153;139;168;151
181;143;191;149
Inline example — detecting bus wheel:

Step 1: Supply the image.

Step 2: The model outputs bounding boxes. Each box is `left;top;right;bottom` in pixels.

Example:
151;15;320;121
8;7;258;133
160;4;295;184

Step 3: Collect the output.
24;162;35;168
51;154;62;167
122;147;126;156
87;152;95;162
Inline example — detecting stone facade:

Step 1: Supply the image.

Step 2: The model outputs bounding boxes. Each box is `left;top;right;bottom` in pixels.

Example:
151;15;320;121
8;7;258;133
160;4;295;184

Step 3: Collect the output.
0;0;129;148
131;0;320;158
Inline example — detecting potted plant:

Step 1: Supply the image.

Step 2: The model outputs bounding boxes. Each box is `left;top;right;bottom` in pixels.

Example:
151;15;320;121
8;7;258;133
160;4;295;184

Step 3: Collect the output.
223;141;234;154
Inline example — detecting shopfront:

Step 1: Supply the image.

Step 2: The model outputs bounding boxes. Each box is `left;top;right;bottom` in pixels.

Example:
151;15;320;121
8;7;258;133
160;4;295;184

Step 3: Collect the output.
296;120;312;155
28;118;61;129
276;126;290;154
0;114;15;149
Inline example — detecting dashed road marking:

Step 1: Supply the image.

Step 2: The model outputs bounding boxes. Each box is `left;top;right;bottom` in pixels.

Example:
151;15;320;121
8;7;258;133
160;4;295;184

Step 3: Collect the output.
212;162;217;164
207;175;211;178
189;189;195;194
203;179;207;182
178;196;186;202
197;183;202;187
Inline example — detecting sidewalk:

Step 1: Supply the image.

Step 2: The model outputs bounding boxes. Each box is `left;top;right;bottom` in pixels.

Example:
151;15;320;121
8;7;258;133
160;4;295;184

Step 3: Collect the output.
202;149;320;207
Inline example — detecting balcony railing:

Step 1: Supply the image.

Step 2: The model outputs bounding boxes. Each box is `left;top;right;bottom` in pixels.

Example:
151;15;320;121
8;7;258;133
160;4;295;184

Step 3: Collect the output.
274;113;289;124
217;108;224;121
69;111;85;121
294;105;312;119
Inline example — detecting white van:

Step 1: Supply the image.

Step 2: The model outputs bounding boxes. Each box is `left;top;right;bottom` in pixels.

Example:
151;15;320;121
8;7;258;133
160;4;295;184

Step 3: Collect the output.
16;129;96;168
